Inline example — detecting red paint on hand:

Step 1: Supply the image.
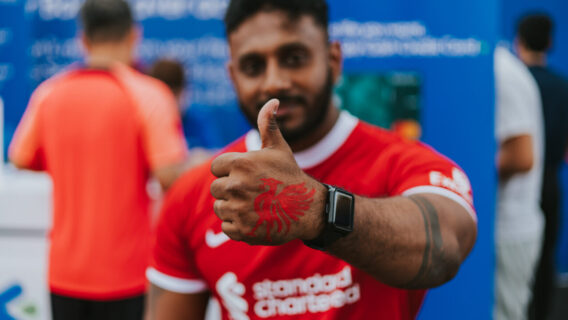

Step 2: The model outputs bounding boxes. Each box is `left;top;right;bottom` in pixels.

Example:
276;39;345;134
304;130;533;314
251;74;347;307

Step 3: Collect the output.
248;178;315;242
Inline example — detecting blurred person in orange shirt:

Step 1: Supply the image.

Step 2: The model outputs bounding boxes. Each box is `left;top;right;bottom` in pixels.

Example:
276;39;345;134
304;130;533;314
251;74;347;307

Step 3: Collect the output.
8;0;188;319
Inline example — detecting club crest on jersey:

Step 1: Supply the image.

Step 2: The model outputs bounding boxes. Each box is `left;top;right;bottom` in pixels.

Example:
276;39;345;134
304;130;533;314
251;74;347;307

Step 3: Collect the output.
429;167;473;204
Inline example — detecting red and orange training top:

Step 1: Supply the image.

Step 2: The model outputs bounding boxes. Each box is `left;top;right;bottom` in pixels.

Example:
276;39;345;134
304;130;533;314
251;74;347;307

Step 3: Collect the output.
9;63;188;299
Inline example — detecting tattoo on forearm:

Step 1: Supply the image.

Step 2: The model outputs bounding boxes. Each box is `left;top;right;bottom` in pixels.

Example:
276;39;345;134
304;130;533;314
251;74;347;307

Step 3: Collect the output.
405;195;444;288
248;178;315;241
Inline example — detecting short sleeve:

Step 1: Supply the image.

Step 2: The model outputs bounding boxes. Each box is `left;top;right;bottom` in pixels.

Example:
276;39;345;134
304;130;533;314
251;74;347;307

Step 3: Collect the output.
147;179;208;293
8;82;53;170
387;141;476;221
137;84;188;170
112;64;188;170
494;47;541;143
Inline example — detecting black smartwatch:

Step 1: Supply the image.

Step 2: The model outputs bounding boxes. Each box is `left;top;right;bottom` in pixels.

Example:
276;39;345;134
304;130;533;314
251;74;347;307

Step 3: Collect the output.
303;184;355;250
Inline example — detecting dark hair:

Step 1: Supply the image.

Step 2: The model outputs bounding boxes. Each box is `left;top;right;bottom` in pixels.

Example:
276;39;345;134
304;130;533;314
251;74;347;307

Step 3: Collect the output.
147;59;187;96
224;0;328;37
80;0;133;43
517;13;553;52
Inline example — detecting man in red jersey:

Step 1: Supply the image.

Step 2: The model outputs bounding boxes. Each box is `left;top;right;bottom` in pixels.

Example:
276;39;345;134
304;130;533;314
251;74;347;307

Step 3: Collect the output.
146;0;478;319
9;0;188;319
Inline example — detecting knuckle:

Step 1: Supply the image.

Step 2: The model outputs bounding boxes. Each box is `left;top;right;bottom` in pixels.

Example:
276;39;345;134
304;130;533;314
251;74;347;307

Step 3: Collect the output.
213;200;225;216
223;227;243;242
210;180;221;197
211;152;237;176
226;180;247;197
232;156;255;171
230;200;248;217
232;234;244;242
210;156;223;175
214;199;250;220
242;224;256;237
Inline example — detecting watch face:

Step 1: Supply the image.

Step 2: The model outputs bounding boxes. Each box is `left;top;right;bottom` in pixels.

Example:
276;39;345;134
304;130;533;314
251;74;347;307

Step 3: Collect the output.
333;192;354;232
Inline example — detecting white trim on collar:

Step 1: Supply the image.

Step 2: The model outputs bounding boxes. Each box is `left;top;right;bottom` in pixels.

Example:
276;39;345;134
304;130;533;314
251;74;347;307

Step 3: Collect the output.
245;111;359;169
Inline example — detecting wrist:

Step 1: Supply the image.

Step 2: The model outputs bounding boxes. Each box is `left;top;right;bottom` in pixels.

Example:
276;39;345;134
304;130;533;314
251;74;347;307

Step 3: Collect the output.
302;184;355;250
300;181;328;241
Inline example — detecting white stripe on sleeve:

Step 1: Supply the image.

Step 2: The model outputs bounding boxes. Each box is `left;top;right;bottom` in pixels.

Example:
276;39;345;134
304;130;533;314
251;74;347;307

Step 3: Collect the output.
146;267;208;294
402;185;477;223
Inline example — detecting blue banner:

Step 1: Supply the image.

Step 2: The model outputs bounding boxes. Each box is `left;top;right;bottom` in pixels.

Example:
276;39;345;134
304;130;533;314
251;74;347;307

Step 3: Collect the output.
0;0;32;160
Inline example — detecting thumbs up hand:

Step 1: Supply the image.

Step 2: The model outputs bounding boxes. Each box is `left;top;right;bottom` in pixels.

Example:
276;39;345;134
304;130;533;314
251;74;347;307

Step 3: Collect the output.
210;99;326;245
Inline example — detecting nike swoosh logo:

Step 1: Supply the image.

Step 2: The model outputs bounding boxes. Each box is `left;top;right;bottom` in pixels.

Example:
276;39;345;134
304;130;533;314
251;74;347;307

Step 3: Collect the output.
205;229;230;248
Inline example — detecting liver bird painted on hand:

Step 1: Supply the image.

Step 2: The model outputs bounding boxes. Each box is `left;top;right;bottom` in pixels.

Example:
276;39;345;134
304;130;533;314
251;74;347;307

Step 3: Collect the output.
248;178;315;242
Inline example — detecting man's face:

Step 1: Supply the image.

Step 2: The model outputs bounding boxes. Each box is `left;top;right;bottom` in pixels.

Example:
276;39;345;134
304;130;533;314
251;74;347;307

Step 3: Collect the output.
227;10;341;143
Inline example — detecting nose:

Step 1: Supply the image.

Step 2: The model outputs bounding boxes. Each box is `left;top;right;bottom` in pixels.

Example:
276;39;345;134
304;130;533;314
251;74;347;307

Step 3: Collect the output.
262;59;292;96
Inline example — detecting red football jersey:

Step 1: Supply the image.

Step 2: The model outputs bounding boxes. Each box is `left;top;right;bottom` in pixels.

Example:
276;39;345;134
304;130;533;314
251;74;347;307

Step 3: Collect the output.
148;113;475;319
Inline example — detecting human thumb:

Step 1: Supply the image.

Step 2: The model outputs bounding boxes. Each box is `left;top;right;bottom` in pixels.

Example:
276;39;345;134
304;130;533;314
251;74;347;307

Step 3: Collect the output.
258;98;286;149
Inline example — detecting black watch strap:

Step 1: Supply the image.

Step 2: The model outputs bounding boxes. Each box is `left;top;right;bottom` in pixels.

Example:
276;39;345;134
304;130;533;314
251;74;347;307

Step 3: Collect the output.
303;184;354;251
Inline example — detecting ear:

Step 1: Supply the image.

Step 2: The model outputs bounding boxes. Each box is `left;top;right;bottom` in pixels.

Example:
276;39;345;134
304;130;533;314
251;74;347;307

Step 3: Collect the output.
328;40;342;85
547;36;553;51
80;31;91;52
513;36;520;54
226;59;242;96
127;25;141;47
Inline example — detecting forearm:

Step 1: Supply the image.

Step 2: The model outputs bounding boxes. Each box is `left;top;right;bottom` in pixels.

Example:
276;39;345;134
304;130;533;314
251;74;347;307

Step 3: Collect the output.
497;134;534;180
153;161;189;190
8;148;45;171
325;193;476;289
497;153;528;180
147;284;209;320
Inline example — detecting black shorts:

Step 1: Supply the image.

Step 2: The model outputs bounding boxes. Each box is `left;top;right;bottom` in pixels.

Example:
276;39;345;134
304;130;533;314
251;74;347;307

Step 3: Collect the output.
50;293;145;320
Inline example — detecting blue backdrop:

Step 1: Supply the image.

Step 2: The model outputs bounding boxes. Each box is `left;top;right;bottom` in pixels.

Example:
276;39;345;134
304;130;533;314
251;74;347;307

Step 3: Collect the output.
0;0;498;319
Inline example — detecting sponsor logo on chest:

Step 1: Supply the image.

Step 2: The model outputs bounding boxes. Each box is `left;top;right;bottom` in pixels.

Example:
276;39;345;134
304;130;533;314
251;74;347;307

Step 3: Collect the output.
216;266;361;319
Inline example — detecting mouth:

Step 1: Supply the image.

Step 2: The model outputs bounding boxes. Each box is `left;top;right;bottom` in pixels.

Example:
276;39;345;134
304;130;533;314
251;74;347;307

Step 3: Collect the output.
258;96;306;118
275;102;298;117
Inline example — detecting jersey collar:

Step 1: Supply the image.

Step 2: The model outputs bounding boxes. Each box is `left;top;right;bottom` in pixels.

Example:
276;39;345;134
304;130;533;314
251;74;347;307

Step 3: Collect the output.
245;111;358;169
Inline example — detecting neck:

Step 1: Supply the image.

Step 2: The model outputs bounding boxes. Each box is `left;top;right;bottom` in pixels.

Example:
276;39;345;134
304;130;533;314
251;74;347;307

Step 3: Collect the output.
288;105;340;153
519;50;547;67
85;43;133;69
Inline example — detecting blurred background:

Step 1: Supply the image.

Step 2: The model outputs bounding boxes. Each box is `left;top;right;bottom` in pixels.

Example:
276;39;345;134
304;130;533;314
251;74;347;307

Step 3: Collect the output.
0;0;567;319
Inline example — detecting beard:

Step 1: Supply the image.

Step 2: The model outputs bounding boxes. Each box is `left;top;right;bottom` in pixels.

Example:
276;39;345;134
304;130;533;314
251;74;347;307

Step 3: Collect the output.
239;69;334;145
